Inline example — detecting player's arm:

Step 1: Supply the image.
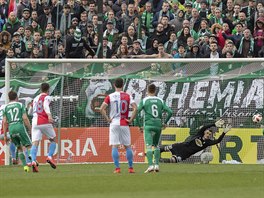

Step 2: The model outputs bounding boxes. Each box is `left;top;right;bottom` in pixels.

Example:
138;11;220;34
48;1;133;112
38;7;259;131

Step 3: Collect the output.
22;113;31;132
163;103;172;127
207;124;232;146
135;100;143;130
196;119;225;136
27;102;33;116
100;102;111;123
127;102;137;124
43;97;53;123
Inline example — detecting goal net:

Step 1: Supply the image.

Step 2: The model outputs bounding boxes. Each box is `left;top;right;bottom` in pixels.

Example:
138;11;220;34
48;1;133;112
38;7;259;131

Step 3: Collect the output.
1;58;263;165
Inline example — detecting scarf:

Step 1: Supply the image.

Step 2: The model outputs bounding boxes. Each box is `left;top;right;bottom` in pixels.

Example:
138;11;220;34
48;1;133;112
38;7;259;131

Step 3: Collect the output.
141;11;154;32
238;37;254;55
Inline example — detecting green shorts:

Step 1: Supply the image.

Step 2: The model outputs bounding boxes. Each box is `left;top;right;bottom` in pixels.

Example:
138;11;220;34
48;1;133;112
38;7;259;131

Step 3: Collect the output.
9;123;32;148
144;125;162;147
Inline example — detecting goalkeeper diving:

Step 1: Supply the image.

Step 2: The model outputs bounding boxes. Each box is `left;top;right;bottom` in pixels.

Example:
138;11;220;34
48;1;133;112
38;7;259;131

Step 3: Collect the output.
139;119;232;163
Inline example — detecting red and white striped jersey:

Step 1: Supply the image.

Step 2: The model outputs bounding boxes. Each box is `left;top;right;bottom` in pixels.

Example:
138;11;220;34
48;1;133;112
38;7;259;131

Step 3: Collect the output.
103;91;134;126
32;93;52;125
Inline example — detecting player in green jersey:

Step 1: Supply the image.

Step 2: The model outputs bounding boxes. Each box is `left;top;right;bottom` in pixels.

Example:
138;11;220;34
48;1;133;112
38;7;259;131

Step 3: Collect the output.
137;84;172;173
3;91;32;172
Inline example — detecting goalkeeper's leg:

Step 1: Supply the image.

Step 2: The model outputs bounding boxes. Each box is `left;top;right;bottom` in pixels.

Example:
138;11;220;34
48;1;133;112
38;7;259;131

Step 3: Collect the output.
160;155;182;163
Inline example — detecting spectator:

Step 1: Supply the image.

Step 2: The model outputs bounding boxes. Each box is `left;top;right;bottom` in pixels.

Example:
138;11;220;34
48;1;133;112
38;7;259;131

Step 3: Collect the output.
122;3;138;32
152;1;174;28
60;4;74;35
91;14;98;33
20;8;31;28
141;2;154;35
23;26;33;43
169;9;185;34
164;31;177;55
178;26;191;47
253;17;264;57
79;0;89;15
55;44;65;58
103;20;119;50
189;8;201;32
150;23;168;44
238;29;255;57
125;25;137;45
102;37;112;58
128;39;145;56
146;38;159;55
79;11;88;36
29;0;43;17
32;31;47;58
114;43;129;58
199;0;209;19
186;43;202;58
65;28;95;58
0;30;12;50
0;0;8;20
30;20;43;36
30;45;43;58
71;17;79;29
160;15;175;36
11;32;26;58
38;4;54;31
21;40;33;58
204;40;223;58
17;0;30;19
197;19;211;38
3;12;21;36
184;2;193;20
87;1;97;22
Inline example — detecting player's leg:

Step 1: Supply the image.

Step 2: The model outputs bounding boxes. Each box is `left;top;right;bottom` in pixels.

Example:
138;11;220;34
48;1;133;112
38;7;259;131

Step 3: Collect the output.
109;125;121;173
41;124;57;169
9;141;17;165
20;125;32;166
153;129;162;172
31;126;42;172
142;126;155;173
121;126;134;173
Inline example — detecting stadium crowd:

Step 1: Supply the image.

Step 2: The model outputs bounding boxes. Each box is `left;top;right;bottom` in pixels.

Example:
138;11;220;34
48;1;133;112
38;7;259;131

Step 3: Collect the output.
0;0;264;77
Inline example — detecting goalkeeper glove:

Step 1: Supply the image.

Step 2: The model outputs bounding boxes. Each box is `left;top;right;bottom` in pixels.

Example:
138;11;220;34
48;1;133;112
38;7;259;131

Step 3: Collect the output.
223;124;232;133
215;119;225;128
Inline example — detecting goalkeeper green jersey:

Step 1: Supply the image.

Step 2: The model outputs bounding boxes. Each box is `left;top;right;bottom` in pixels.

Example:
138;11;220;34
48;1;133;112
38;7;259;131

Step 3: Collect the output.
137;96;172;128
3;102;26;127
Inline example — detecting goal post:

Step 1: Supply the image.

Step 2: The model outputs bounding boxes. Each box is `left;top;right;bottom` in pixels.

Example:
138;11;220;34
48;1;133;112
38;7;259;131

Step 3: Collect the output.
1;58;264;165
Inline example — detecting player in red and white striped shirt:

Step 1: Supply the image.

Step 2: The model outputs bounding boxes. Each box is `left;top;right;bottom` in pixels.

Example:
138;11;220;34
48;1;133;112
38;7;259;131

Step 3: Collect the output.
100;78;137;174
29;83;56;172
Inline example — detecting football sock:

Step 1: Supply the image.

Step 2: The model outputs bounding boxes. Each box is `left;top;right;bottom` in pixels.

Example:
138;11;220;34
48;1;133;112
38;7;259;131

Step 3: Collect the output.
112;147;119;168
24;149;31;164
10;142;16;159
18;152;26;166
30;145;38;162
126;147;133;168
146;148;153;166
48;142;56;158
154;147;160;165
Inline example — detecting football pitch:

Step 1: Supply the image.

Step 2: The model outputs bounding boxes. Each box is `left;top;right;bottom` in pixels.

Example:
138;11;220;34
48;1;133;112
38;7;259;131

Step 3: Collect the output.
0;163;263;198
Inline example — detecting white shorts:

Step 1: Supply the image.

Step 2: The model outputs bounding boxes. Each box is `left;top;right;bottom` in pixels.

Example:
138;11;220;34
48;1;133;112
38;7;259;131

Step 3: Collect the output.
31;124;56;142
109;125;131;146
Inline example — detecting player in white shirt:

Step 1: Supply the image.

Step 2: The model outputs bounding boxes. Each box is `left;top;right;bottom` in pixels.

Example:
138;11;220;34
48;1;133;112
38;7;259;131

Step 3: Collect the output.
100;78;137;174
29;83;56;172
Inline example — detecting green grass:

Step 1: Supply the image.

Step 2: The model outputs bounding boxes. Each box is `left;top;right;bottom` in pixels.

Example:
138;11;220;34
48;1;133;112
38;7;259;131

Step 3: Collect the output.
0;164;263;198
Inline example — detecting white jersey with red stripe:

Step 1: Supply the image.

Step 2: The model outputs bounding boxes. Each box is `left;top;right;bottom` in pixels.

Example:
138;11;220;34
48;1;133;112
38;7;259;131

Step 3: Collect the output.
32;93;52;125
103;91;135;126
